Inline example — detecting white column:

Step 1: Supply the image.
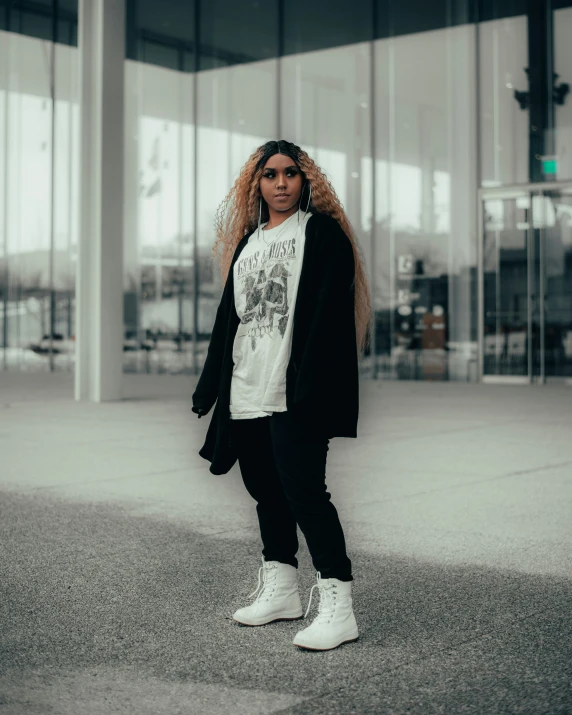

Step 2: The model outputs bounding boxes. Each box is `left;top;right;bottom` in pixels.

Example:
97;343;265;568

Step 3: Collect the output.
75;0;125;401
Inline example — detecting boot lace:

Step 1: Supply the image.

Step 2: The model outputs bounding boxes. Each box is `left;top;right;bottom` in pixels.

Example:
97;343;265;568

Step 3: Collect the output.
303;572;338;623
247;558;279;603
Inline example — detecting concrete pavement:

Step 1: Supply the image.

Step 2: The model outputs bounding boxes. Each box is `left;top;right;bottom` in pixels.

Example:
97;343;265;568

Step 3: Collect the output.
1;373;571;714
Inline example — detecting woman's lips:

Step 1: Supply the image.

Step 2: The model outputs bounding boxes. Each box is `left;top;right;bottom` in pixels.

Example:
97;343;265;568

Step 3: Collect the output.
275;194;289;200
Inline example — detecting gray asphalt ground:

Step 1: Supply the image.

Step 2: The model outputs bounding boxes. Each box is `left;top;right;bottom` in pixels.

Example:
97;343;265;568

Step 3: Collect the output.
1;373;571;714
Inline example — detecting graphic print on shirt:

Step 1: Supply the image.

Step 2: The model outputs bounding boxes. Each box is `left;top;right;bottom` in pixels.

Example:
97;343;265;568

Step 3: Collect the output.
235;236;297;352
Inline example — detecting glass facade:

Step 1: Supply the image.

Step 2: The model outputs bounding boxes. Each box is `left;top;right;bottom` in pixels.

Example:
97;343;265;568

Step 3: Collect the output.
1;0;572;382
554;4;572;180
481;185;572;381
0;1;78;372
374;22;477;380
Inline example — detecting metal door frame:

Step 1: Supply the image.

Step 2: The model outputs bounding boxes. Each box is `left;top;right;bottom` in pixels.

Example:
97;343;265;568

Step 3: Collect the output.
478;181;572;385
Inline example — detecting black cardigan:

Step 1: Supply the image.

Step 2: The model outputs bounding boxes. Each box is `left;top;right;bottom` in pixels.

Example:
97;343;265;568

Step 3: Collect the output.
192;212;359;475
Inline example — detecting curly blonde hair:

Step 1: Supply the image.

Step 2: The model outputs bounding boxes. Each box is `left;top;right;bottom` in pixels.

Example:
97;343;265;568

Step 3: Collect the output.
211;140;372;358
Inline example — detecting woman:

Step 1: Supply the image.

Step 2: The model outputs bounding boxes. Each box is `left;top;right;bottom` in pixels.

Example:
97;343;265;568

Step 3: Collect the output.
192;140;372;651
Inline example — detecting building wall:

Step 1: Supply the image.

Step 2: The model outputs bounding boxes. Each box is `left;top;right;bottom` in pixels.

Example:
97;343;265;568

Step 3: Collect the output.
1;2;572;380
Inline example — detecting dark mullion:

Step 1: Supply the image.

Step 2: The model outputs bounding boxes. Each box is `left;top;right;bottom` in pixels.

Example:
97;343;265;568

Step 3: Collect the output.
527;0;554;181
125;0;137;61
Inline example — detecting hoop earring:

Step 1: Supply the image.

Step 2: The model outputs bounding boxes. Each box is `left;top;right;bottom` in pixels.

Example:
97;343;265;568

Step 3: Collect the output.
306;182;312;212
298;182;312;221
258;197;262;238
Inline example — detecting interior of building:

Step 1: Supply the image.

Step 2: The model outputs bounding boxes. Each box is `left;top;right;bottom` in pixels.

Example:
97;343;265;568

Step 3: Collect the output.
1;0;571;392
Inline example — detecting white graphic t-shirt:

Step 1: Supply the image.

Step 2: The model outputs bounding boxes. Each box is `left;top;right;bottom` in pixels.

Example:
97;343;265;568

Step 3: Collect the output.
230;209;312;420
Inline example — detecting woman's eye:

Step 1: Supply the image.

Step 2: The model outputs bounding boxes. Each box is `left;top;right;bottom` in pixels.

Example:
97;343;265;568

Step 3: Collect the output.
263;169;297;178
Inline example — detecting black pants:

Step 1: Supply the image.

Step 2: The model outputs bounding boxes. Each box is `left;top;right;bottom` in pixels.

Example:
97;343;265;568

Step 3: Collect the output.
231;410;353;582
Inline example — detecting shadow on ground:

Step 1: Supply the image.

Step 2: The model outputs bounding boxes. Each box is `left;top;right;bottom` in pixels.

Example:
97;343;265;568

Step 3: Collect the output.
1;491;571;714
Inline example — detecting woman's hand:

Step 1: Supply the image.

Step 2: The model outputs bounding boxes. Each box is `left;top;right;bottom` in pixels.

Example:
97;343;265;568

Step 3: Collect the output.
192;405;210;419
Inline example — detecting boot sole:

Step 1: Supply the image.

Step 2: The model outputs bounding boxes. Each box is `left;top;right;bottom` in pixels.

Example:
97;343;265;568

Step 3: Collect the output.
293;635;359;651
233;612;304;627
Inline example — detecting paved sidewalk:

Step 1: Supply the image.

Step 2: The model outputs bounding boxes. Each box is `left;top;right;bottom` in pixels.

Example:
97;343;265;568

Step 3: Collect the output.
1;373;571;714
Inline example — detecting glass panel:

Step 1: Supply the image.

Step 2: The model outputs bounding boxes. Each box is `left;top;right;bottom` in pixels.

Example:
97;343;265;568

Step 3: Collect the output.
553;6;572;181
124;60;195;374
140;40;180;71
374;23;477;382
126;0;195;67
280;41;372;372
376;0;475;38
0;0;76;46
479;15;528;187
283;0;372;56
124;0;197;375
194;0;279;373
482;194;530;378
0;28;78;372
536;190;572;378
478;0;527;22
200;0;278;70
196;59;278;369
9;5;53;43
52;40;79;373
0;30;6;362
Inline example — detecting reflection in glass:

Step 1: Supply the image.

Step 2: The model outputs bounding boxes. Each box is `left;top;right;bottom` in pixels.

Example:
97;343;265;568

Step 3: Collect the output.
374;22;477;382
482;190;572;381
280;42;372;376
482;195;530;378
124;61;195;374
200;0;278;70
534;191;572;378
554;7;572;181
196;59;278;371
280;46;371;205
479;15;528;188
6;0;568;386
283;0;372;56
0;28;78;372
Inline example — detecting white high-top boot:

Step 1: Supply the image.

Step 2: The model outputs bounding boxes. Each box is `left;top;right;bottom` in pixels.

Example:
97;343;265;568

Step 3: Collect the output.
232;556;304;626
293;572;359;651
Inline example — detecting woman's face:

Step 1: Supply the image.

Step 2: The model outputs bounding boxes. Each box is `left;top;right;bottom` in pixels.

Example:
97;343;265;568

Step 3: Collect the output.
259;153;303;214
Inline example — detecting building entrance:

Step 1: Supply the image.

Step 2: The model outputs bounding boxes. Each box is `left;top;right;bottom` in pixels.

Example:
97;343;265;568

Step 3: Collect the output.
479;183;572;384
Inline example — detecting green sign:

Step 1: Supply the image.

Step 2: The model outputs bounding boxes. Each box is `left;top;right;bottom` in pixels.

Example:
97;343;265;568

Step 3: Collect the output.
542;158;557;175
